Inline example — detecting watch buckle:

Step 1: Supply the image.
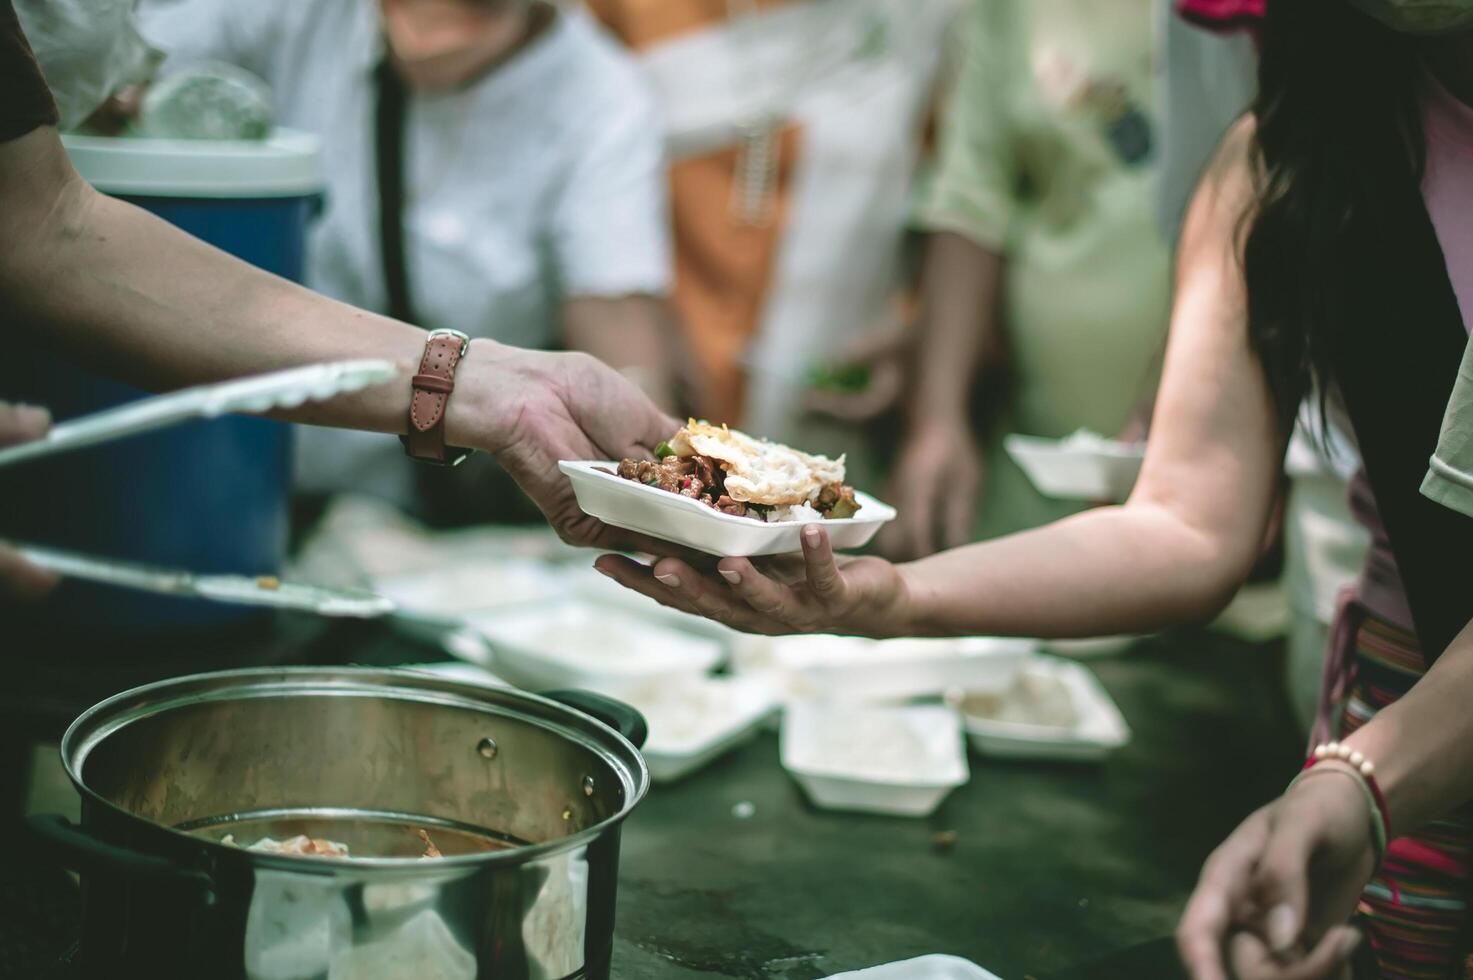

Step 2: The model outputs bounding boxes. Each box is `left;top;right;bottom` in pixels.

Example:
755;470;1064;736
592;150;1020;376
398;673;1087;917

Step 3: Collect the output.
427;328;471;357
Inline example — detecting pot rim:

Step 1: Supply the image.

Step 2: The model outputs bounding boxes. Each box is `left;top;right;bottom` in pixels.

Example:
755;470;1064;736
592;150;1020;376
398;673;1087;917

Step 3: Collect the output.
59;666;650;873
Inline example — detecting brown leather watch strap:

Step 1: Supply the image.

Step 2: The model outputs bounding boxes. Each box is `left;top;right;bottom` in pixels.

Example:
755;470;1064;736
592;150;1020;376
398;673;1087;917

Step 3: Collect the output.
400;329;474;466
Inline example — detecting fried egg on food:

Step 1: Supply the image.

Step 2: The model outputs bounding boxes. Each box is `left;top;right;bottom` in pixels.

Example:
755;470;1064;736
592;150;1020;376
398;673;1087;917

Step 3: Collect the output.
667;421;846;507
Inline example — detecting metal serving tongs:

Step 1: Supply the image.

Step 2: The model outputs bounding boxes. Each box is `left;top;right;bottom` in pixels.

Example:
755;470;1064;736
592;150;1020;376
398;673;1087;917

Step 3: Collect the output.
8;542;396;618
0;359;399;470
0;359;402;616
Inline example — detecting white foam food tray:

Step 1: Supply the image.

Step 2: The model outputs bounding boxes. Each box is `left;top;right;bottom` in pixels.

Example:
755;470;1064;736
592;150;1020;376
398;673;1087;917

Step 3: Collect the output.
950;655;1130;762
372;558;566;640
558;460;896;557
463;599;724;695
1004;433;1144;503
620;675;780;783
763;634;1035;703
781;703;968;817
826;955;1002;980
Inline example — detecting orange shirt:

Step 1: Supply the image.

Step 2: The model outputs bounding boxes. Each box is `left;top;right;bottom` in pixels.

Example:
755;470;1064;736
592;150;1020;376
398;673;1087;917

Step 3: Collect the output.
589;0;959;432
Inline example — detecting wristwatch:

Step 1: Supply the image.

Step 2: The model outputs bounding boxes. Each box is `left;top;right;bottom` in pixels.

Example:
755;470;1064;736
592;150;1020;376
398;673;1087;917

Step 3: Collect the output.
400;328;474;467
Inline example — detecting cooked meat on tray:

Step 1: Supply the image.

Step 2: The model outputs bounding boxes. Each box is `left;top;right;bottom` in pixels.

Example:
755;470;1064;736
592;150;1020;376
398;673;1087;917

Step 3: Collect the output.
615;421;861;523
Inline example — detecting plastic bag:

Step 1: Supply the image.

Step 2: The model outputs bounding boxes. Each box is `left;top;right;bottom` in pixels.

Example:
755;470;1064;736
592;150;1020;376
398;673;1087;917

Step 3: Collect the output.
136;61;273;141
13;0;162;130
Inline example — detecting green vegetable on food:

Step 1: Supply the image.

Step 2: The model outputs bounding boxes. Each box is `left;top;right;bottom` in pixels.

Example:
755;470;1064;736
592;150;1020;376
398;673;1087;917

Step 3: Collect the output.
653;440;674;459
826;496;860;520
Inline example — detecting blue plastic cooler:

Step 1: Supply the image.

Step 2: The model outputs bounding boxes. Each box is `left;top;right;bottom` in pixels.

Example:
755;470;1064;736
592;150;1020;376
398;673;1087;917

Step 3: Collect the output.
0;131;322;637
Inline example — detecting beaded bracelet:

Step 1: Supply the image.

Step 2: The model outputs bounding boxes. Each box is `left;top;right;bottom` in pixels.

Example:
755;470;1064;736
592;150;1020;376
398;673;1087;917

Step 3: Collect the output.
1289;742;1391;863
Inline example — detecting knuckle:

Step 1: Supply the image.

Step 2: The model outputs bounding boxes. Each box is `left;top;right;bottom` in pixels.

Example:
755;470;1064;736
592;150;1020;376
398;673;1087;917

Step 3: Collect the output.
695;596;734;624
747;591;784;616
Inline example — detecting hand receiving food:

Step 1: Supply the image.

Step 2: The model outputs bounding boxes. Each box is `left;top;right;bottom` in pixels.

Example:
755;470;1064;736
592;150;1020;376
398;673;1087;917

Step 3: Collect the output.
881;418;982;561
1177;772;1376;980
595;523;915;637
0;401;60;600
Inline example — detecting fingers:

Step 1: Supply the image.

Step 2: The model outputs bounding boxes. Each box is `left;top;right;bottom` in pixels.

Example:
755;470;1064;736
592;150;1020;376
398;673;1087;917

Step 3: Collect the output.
627;408;682;460
800;526;845;601
1229;926;1360;980
716;557;812;625
1178;809;1272;980
594;555;780;635
594;554;707;619
569;349;679;459
0;546;60;601
942;472;976;550
1254;811;1318;953
0;402;51;447
652;556;773;631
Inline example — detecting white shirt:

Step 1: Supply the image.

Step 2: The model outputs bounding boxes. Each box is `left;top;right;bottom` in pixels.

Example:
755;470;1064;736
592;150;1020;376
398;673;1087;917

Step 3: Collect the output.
141;0;672;502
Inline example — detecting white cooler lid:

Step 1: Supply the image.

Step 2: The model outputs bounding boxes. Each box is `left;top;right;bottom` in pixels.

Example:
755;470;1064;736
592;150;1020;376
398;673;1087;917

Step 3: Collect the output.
60;127;323;199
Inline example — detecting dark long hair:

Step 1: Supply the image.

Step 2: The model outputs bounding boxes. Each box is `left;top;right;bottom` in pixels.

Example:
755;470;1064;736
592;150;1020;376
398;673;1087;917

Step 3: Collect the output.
1244;0;1425;431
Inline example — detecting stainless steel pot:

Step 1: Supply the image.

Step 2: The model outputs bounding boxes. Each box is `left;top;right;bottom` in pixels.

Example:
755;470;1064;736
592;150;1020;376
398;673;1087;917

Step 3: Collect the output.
26;667;650;980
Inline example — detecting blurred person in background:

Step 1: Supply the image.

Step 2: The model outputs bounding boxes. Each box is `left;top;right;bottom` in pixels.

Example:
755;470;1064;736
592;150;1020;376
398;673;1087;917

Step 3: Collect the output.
0;0;681;865
587;0;963;493
870;0;1172;559
0;0;677;598
603;0;1473;974
138;0;680;525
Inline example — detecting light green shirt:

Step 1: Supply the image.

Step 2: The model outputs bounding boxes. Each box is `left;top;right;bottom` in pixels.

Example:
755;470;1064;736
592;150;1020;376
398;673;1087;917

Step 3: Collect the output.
913;0;1166;439
916;0;1170;535
1422;343;1473;517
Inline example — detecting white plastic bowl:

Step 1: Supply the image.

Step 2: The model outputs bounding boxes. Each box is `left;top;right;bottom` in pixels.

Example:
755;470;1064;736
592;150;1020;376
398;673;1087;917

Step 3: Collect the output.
950;656;1131;763
557;460;895;557
464;599;724;695
781;703;968;817
1004;433;1144;503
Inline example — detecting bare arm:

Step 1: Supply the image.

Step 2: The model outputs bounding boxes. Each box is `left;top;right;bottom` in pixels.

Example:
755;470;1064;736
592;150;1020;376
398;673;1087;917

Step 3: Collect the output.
882;233;1004;559
562;294;679;413
1344;621;1473;834
907;231;1005;425
903;133;1283;634
598;120;1286;638
0;125;677;548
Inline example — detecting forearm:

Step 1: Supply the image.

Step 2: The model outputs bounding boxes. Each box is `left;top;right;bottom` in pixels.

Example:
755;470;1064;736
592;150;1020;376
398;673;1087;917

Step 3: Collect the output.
563;294;677;413
906;231;1005;423
898;500;1248;637
1342;620;1473;836
4;174;436;437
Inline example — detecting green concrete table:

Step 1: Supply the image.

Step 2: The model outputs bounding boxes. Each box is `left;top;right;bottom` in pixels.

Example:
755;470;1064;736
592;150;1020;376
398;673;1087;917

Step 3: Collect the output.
606;631;1302;980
